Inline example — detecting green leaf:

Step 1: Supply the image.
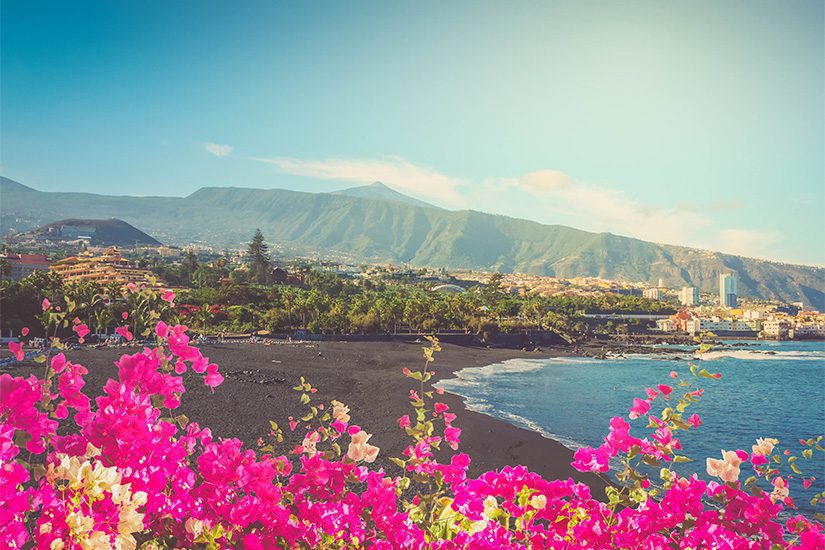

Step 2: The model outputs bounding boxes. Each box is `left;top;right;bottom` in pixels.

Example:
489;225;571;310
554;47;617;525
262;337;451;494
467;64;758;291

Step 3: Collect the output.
299;393;311;405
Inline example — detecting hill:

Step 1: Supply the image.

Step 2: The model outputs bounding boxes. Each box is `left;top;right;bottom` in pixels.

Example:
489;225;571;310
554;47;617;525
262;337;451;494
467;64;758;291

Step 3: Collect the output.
1;176;823;307
330;182;439;209
13;218;161;246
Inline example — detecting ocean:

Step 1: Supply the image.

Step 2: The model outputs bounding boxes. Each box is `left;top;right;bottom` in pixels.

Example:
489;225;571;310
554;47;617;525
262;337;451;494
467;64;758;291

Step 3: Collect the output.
437;340;825;517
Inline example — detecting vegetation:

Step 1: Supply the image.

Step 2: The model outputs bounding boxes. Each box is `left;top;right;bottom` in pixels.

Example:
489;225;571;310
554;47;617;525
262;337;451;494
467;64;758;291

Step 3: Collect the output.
1;262;674;342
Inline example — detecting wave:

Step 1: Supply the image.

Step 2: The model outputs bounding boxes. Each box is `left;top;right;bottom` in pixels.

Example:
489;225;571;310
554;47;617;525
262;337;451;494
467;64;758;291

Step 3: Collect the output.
457;395;585;451
696;349;825;361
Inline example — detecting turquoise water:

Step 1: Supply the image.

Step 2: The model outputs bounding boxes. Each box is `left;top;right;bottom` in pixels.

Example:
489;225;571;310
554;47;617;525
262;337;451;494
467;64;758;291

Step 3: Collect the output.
438;340;825;516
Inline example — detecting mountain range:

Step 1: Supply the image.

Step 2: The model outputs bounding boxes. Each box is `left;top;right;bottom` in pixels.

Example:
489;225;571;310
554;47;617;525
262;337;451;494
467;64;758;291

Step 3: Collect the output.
1;176;823;307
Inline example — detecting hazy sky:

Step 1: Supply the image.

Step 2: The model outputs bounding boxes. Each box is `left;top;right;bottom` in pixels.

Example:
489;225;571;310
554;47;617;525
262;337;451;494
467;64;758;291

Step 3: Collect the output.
2;1;823;265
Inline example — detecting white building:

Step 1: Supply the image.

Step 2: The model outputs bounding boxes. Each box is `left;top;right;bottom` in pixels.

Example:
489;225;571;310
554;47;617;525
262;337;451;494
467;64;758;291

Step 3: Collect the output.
790;323;825;339
686;318;755;335
719;273;737;308
656;318;678;332
762;318;791;339
643;288;664;300
679;286;699;306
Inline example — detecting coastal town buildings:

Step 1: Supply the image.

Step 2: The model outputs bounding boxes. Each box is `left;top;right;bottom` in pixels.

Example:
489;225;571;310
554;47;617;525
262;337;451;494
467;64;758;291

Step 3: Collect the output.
0;253;51;281
50;247;156;286
719;273;737;308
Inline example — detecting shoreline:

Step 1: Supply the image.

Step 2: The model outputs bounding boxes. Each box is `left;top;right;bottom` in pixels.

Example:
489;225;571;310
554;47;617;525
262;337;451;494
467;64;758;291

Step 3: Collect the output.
6;339;611;498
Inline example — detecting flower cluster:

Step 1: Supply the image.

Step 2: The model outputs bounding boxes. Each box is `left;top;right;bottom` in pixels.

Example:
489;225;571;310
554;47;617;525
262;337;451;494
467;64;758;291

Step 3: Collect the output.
1;294;824;548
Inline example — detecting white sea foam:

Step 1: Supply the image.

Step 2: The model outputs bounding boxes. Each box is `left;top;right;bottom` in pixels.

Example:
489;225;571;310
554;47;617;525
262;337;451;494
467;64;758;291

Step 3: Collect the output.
695;349;825;361
458;395;585;451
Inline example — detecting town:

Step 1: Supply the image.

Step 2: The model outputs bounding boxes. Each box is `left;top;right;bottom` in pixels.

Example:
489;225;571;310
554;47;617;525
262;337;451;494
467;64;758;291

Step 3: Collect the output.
2;234;822;342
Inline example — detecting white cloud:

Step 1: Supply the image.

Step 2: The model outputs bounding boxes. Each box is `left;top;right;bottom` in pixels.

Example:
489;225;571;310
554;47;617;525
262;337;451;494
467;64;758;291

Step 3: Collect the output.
204;142;233;158
503;170;572;193
253;155;466;206
495;170;780;259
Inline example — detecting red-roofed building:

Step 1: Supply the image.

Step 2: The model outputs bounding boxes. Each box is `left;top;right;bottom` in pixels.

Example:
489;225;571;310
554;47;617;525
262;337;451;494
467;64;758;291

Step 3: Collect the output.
1;253;51;281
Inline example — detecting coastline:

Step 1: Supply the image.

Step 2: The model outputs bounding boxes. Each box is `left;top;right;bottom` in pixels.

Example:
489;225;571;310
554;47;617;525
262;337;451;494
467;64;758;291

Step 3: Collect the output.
6;339;611;498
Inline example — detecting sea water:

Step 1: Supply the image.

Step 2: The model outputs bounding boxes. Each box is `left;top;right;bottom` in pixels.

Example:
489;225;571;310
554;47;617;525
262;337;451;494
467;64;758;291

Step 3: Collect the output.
437;340;825;516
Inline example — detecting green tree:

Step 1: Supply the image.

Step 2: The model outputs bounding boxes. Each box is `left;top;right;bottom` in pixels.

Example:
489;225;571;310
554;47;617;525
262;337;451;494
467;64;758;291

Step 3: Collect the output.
247;229;272;285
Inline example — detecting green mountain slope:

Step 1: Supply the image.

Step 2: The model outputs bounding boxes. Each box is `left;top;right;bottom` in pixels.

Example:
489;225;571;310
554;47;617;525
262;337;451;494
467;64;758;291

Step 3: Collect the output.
2;177;822;307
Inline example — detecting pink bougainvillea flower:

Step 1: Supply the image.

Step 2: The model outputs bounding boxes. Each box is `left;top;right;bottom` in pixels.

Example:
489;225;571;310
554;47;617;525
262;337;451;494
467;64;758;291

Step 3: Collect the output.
436;387;445;395
434;402;449;414
155;321;169;339
706;450;742;483
288;416;299;431
8;341;24;361
121;311;129;320
628;398;651;420
444;426;461;450
115;325;133;341
656;384;673;396
398;415;411;429
751;453;768;467
20;327;29;336
687;413;702;428
126;282;137;292
41;298;51;310
669;370;679;378
72;323;90;343
204;371;224;390
644;387;659;401
803;478;813;489
162;290;176;303
402;367;412;376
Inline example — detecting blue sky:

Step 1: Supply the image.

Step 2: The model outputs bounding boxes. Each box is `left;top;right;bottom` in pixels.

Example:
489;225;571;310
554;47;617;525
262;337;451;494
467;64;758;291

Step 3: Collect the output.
2;1;823;265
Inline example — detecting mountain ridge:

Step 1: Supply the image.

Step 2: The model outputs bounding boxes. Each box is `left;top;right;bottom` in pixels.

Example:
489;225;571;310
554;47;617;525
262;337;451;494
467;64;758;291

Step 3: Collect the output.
330;182;439;209
1;176;822;307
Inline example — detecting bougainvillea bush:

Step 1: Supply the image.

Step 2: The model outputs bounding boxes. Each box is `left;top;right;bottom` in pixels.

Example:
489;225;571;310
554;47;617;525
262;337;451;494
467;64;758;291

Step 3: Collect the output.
2;286;824;548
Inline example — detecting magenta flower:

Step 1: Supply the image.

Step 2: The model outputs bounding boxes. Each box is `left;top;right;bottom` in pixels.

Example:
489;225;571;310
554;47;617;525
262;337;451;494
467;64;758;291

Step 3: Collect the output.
8;341;24;361
72;323;90;342
629;398;651;419
41;298;50;311
115;325;134;341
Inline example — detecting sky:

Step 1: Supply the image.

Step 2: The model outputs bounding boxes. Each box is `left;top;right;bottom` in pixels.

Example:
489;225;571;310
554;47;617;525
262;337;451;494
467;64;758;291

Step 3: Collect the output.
2;1;823;266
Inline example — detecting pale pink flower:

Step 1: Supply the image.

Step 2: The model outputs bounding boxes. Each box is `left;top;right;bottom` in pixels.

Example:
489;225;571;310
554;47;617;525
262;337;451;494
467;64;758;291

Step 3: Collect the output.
302;431;321;458
706;450;742;483
770;476;789;503
331;400;350;424
752;437;779;456
42;298;51;311
347;430;379;463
